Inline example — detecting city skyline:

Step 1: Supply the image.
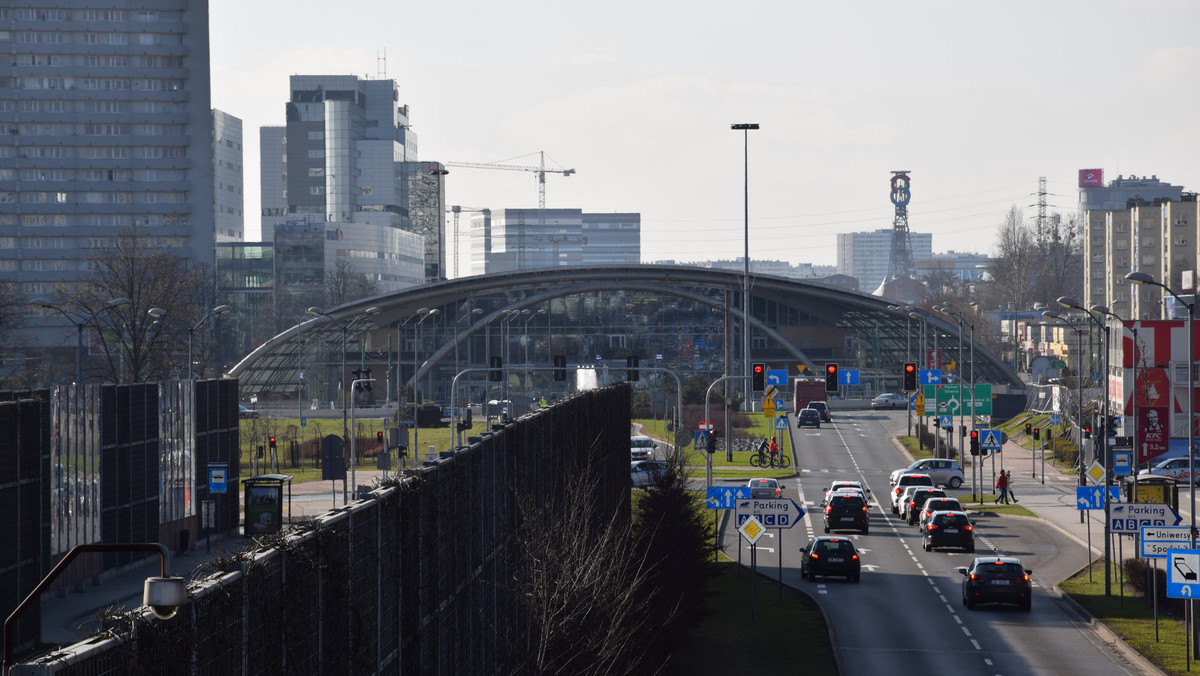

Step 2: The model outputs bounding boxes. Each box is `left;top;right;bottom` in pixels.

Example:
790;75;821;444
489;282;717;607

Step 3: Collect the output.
211;0;1200;270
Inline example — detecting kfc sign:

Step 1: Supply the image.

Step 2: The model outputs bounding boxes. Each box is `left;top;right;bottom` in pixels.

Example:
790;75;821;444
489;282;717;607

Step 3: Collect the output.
1138;405;1169;464
1079;169;1104;188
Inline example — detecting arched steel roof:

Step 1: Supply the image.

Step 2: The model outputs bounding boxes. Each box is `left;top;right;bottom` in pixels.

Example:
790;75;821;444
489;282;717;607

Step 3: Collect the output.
227;264;1021;400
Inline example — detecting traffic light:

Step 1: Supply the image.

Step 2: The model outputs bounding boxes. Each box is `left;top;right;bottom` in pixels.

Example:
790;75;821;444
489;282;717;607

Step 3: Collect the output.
1032;427;1040;441
752;363;765;391
903;362;917;391
824;363;839;393
626;355;640;381
377;431;384;445
489;356;503;382
969;430;980;455
1084;423;1092;439
553;355;567;381
1025;423;1032;436
268;436;277;451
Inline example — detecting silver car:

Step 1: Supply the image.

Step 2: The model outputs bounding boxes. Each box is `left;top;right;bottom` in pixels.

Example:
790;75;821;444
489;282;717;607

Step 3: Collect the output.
890;458;965;489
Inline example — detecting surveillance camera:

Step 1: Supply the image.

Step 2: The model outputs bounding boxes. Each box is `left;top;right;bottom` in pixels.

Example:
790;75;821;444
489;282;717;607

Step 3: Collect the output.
143;576;187;620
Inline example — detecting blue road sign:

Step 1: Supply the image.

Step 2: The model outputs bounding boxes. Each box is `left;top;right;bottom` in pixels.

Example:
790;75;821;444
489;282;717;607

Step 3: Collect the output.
840;369;860;385
1050;413;1061;426
734;498;807;529
208;464;228;495
1112;450;1132;477
766;369;788;387
939;415;953;429
301;417;307;427
920;369;942;385
775;416;789;430
1076;486;1106;510
981;430;1002;450
908;394;917;409
1111;502;1182;533
694;430;709;450
706;486;752;510
1167;549;1200;599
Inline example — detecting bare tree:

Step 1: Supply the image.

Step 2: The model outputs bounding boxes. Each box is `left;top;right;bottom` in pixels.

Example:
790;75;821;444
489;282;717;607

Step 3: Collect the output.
987;206;1040;312
71;227;213;383
324;259;382;308
0;275;31;387
1032;212;1083;307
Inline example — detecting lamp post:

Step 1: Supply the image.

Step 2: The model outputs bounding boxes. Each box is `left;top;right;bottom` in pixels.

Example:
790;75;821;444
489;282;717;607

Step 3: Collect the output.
522;308;547;392
1127;271;1196;654
412;307;440;463
732;122;759;408
32;297;131;385
1059;296;1113;595
454;306;483;445
1094;304;1139;496
148;304;233;380
937;304;975;495
306;306;381;504
1044;311;1086;522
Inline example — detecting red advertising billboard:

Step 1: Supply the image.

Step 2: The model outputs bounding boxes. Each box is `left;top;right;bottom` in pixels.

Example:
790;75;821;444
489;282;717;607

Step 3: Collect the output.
1079;169;1104;187
1137;405;1169;464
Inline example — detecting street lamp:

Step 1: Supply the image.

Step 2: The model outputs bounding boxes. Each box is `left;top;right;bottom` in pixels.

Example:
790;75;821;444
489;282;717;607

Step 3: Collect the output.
1059;296;1113;596
32;296;131;385
412;307;441;463
522;308;547;391
306;306;382;503
732;122;759;409
937;304;976;496
1093;304;1141;494
453;306;483;444
1126;271;1196;650
148;304;233;380
1043;311;1086;523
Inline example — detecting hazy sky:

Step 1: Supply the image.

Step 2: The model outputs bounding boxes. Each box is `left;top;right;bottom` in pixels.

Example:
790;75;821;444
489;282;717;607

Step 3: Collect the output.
210;0;1200;272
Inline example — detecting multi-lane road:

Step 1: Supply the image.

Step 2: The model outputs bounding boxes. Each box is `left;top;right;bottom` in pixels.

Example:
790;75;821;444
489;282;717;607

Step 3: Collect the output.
715;409;1156;676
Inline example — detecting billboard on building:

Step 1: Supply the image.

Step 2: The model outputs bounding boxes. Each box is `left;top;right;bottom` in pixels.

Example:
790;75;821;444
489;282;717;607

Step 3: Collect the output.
1079;169;1104;187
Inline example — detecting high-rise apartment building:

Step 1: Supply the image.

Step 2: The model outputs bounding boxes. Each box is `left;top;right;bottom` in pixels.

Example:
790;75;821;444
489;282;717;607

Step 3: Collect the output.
0;2;217;353
837;229;933;292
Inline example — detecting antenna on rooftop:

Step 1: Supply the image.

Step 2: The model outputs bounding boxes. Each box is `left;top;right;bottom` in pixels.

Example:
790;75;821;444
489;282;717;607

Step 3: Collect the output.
377;48;387;80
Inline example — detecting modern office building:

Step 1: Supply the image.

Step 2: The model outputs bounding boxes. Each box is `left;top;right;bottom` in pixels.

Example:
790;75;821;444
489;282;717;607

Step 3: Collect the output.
837;229;934;292
0;2;217;354
213;109;244;242
258;75;441;284
1080;171;1196;320
471;208;641;274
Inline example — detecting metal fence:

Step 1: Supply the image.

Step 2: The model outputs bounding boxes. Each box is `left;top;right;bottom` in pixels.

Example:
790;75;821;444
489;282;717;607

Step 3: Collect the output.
13;384;631;675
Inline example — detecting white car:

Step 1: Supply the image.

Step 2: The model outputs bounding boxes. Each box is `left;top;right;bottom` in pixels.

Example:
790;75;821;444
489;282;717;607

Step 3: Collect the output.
1138;457;1200;485
631;460;670;488
872;393;908;410
890;474;935;513
889;459;965;489
630;435;656;460
821;480;870;506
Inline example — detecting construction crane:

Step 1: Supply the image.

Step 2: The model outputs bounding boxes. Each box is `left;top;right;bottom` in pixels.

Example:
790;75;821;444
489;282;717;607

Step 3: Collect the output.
446;151;575;269
447;205;490;278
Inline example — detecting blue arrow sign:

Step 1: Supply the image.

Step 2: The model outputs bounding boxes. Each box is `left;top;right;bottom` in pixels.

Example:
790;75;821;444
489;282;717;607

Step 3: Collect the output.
775;416;789;430
1166;549;1200;599
1110;502;1183;532
921;369;941;384
734;498;807;529
840;369;860;385
1076;486;1106;510
766;369;788;387
706;486;752;510
694;430;709;450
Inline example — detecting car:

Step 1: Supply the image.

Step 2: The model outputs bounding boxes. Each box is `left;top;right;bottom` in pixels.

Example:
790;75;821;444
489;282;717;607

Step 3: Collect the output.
891;473;935;513
631;460;670;488
823;492;869;534
918;497;963;531
889;459;965;489
630;435;656;461
808;401;832;422
797;408;822;428
821;480;870;506
872;393;908;410
960;556;1032;611
894;485;924;517
925;511;975;552
801;536;861;583
747;477;782;498
903;487;947;525
238;405;260;419
1137;456;1200;484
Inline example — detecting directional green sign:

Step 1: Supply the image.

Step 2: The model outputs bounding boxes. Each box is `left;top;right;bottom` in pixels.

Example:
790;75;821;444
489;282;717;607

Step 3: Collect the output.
922;383;993;416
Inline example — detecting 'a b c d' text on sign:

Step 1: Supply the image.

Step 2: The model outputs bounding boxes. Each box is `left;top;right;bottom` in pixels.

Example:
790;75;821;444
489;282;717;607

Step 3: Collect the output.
734;498;806;529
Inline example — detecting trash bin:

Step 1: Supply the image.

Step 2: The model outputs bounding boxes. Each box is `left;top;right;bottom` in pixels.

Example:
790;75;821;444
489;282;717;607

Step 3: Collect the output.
178;528;190;554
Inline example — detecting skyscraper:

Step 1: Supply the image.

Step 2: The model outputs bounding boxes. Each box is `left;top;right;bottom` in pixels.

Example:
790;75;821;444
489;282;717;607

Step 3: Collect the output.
0;2;217;354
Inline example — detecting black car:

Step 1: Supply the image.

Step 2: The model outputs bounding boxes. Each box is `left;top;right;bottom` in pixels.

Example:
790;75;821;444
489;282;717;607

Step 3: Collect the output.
923;510;974;551
960;556;1032;610
904;487;946;525
823;492;869;534
808;400;832;422
801;536;861;583
797;408;822;428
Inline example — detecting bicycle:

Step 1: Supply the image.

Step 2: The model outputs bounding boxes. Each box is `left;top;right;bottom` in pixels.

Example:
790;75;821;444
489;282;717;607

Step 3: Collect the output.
749;451;791;469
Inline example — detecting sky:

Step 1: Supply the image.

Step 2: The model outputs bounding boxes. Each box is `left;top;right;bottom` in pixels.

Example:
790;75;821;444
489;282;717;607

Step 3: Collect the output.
210;0;1200;273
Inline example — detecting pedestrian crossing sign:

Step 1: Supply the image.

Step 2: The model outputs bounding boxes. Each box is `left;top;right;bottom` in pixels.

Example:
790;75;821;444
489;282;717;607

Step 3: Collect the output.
775;417;789;430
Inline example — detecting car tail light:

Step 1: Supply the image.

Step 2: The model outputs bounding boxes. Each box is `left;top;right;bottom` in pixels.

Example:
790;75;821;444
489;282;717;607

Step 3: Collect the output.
1023;574;1030;582
861;505;868;512
810;553;820;560
851;554;859;560
825;505;832;514
926;524;937;531
964;525;973;531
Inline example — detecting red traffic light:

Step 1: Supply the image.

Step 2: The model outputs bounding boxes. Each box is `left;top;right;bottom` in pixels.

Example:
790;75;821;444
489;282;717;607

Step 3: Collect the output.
969;430;978;440
753;364;764;374
268;436;276;443
826;364;837;375
904;364;915;374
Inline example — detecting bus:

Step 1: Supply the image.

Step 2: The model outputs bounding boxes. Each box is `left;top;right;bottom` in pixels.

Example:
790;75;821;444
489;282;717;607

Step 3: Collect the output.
793;377;827;412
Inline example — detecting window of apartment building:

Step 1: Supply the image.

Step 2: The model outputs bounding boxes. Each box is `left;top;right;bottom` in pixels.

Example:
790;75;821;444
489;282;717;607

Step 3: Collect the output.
1116;241;1128;250
1142;255;1157;265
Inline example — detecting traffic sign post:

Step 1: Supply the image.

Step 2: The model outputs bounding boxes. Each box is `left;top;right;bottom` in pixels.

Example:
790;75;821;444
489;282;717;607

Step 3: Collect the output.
1166;548;1200;599
1111;502;1183;533
705;486;752;510
734;498;807;529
